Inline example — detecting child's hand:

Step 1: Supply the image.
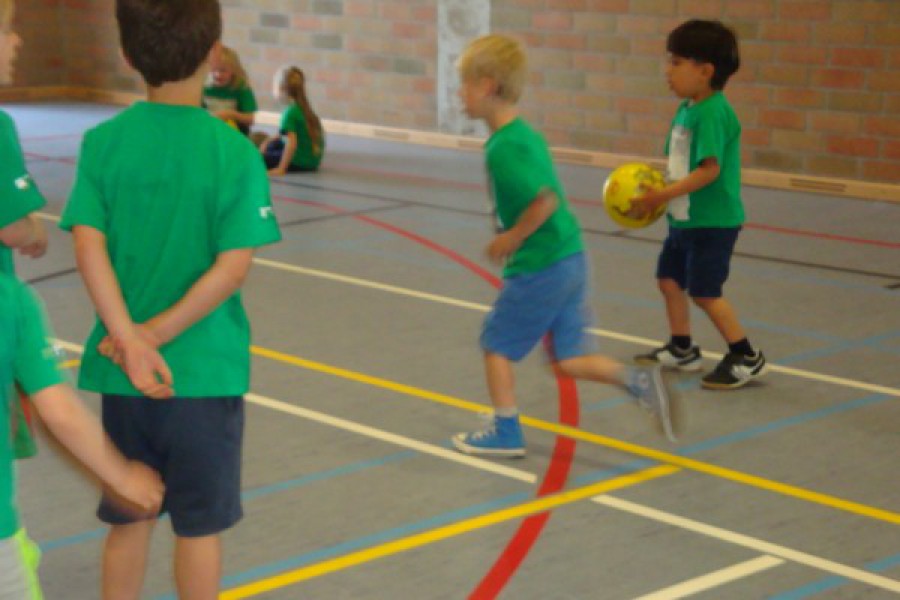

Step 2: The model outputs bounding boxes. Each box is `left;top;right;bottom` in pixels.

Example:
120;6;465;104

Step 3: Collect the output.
98;323;163;367
116;333;174;399
486;232;522;265
268;167;287;177
214;109;238;121
111;460;165;515
18;215;48;258
627;189;666;219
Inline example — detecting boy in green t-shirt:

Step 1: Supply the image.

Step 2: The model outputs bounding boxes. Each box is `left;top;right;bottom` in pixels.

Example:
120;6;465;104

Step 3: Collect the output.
0;274;163;599
0;0;47;276
59;0;280;596
451;34;680;458
630;20;767;390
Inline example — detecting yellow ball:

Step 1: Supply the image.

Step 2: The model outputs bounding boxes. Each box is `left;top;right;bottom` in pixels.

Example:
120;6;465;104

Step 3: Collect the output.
602;163;667;229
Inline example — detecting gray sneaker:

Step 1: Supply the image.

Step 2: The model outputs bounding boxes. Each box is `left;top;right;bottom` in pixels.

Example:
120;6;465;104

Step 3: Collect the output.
635;343;702;372
630;365;682;443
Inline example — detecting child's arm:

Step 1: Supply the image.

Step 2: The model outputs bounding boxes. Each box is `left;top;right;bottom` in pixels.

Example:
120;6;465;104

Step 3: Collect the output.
72;225;174;399
486;189;557;264
215;109;255;128
629;158;720;218
31;383;164;513
268;131;298;177
0;213;48;258
138;248;254;345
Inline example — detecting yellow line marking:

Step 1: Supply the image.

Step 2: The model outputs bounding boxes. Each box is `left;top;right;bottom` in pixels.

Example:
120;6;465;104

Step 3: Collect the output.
219;464;680;599
59;359;80;369
250;344;900;526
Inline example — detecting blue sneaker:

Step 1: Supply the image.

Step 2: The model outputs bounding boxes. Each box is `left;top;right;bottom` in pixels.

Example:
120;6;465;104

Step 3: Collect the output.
452;414;526;458
628;365;682;443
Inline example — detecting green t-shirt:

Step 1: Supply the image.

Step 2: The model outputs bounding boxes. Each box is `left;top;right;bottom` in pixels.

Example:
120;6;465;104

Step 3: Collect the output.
203;83;258;115
60;102;282;397
0;110;47;275
280;104;325;171
0;275;65;538
664;92;744;228
485;118;582;277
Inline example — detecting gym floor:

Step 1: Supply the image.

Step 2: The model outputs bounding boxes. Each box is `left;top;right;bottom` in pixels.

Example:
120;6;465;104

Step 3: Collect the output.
11;101;900;599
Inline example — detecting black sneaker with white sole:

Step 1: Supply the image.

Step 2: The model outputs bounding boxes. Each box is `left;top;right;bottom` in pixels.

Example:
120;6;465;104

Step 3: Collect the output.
634;343;702;372
701;351;768;390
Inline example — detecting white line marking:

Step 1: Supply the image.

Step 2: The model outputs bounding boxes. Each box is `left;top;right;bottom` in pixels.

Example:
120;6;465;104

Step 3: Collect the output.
633;555;784;600
54;339;899;591
42;214;900;399
254;256;900;399
52;339;536;485
595;496;900;594
247;393;536;484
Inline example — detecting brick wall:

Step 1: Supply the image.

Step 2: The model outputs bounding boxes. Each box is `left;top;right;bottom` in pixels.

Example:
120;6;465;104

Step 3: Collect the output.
12;0;61;85
11;0;900;184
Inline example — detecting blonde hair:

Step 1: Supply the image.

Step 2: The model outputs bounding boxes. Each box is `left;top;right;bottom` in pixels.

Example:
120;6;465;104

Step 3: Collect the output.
277;66;323;153
457;34;527;103
218;46;248;90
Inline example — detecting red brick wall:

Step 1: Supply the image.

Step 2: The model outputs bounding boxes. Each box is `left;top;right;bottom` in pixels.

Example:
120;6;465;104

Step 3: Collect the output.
11;0;900;184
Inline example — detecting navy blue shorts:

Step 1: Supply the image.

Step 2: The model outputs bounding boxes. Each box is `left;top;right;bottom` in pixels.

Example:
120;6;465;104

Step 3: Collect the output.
656;226;741;298
97;395;244;537
481;252;596;362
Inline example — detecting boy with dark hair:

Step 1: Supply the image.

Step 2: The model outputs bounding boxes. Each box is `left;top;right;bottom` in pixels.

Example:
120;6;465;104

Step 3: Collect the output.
60;0;281;597
451;34;681;457
631;19;766;389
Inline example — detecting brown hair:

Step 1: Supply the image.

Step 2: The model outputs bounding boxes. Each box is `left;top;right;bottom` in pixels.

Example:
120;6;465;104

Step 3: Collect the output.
116;0;221;87
280;66;323;152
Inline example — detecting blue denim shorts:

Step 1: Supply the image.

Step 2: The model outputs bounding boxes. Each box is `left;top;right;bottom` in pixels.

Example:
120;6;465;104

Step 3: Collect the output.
97;395;244;537
481;252;596;362
656;226;740;298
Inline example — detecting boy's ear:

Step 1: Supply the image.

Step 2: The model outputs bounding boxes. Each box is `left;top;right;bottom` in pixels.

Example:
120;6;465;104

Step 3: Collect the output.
700;62;715;82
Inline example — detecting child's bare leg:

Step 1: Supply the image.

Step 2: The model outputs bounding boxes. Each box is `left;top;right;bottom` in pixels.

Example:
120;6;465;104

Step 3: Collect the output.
659;277;690;335
692;296;744;343
484;352;516;411
174;534;221;600
556;354;626;384
102;520;155;600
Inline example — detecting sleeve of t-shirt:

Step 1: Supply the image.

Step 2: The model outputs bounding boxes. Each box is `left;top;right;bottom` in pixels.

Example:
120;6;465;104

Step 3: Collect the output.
13;282;65;394
489;141;552;211
238;85;258;113
215;142;282;252
0;113;46;229
59;132;107;234
280;106;305;136
692;110;726;167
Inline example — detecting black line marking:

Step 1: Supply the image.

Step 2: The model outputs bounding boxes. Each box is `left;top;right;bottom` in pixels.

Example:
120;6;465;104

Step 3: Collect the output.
886;282;900;290
276;202;414;229
26;267;79;285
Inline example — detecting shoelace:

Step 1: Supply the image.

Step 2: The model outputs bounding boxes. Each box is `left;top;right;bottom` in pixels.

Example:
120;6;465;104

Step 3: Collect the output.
468;412;497;440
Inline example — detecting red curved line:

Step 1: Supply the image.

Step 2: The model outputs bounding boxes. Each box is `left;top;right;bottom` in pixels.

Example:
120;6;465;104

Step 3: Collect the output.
274;194;579;598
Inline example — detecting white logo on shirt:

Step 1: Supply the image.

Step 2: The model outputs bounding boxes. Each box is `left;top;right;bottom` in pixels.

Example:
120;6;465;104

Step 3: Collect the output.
15;175;32;190
259;207;274;219
667;125;691;221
